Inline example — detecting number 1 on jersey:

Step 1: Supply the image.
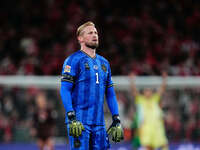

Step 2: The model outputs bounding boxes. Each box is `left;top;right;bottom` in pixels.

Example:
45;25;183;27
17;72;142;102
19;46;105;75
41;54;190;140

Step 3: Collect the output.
96;72;99;84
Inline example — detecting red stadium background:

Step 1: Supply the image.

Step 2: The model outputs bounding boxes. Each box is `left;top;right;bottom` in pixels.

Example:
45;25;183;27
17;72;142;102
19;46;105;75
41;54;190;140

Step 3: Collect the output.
0;0;200;149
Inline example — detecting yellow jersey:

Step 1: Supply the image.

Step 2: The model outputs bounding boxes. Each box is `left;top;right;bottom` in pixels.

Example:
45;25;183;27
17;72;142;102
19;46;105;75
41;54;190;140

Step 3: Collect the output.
135;93;163;125
135;93;168;148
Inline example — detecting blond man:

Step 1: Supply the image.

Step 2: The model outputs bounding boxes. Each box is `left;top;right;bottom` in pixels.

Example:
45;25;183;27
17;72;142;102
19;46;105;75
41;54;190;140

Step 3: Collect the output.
60;21;123;150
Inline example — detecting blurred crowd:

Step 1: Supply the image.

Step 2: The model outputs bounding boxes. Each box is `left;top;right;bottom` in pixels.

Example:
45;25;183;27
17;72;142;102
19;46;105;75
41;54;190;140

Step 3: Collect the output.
0;87;66;143
162;89;200;142
0;0;200;75
0;87;200;143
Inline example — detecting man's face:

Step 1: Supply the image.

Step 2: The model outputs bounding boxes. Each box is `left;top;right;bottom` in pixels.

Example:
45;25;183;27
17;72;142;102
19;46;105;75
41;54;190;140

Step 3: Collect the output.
79;26;99;49
144;88;153;99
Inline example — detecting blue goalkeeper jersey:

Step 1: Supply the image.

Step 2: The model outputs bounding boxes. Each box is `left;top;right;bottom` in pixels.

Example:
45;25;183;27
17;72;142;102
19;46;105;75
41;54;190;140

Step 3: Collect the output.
61;50;114;125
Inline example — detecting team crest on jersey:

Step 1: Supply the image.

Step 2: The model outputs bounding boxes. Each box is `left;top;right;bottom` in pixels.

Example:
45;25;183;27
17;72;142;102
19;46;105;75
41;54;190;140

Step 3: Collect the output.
93;65;98;70
101;64;107;72
64;65;71;73
84;63;90;70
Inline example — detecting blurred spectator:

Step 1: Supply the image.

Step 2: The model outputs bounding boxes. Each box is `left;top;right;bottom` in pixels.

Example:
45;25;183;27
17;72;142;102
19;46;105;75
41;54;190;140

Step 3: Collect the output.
32;91;55;150
0;113;12;142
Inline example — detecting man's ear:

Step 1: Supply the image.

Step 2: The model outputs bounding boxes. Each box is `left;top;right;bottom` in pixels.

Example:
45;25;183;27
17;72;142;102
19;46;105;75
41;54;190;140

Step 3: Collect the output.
77;36;83;43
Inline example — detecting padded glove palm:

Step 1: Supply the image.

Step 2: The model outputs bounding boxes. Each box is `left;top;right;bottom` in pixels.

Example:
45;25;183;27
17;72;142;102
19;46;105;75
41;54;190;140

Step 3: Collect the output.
68;111;85;137
107;115;124;142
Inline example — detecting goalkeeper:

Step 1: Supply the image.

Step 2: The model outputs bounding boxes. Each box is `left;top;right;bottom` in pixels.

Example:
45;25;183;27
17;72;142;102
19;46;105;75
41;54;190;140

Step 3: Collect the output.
129;72;169;150
60;21;123;150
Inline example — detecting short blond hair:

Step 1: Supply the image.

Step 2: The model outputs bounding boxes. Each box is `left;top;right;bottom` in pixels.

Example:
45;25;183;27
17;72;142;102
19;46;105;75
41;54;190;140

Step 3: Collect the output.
76;21;95;37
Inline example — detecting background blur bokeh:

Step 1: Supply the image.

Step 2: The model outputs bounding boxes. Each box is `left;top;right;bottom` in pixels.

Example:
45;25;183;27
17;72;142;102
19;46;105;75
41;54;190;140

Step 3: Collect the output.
0;0;200;76
0;0;200;149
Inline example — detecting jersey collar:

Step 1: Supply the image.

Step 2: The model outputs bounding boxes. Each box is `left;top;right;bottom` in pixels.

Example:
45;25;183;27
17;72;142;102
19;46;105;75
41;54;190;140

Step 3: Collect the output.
80;50;96;59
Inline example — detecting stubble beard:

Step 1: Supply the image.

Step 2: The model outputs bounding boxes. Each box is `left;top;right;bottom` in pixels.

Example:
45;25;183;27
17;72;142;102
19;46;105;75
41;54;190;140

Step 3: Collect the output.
85;42;99;50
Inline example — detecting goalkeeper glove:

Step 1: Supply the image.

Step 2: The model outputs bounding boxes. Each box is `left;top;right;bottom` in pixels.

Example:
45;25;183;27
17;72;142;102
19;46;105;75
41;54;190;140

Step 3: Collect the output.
67;111;85;137
107;115;124;142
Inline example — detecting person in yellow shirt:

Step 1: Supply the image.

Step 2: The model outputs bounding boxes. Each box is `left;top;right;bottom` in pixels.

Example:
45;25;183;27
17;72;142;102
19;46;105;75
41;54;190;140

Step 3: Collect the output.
129;72;169;150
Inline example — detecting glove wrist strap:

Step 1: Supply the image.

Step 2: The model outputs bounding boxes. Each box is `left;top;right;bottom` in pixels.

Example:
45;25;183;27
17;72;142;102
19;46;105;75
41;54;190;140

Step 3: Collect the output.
112;115;120;125
67;111;76;121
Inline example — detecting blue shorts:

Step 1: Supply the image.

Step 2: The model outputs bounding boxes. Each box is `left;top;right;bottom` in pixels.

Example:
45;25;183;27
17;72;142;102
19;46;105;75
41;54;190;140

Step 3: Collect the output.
67;124;110;150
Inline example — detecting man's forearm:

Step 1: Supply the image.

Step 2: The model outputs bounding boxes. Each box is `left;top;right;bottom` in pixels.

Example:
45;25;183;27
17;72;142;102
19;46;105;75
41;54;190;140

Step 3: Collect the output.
106;86;119;116
60;81;74;112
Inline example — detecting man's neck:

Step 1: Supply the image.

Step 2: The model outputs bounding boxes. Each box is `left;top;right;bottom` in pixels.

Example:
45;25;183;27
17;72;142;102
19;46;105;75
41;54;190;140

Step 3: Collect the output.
81;46;96;58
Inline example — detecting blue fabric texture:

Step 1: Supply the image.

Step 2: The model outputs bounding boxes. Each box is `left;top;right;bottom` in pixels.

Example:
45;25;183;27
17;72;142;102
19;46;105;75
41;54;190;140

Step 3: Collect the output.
60;50;119;125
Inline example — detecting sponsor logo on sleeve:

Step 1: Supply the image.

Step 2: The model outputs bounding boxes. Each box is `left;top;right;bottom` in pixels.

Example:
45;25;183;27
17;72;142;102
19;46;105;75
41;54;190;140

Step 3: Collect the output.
64;65;71;73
